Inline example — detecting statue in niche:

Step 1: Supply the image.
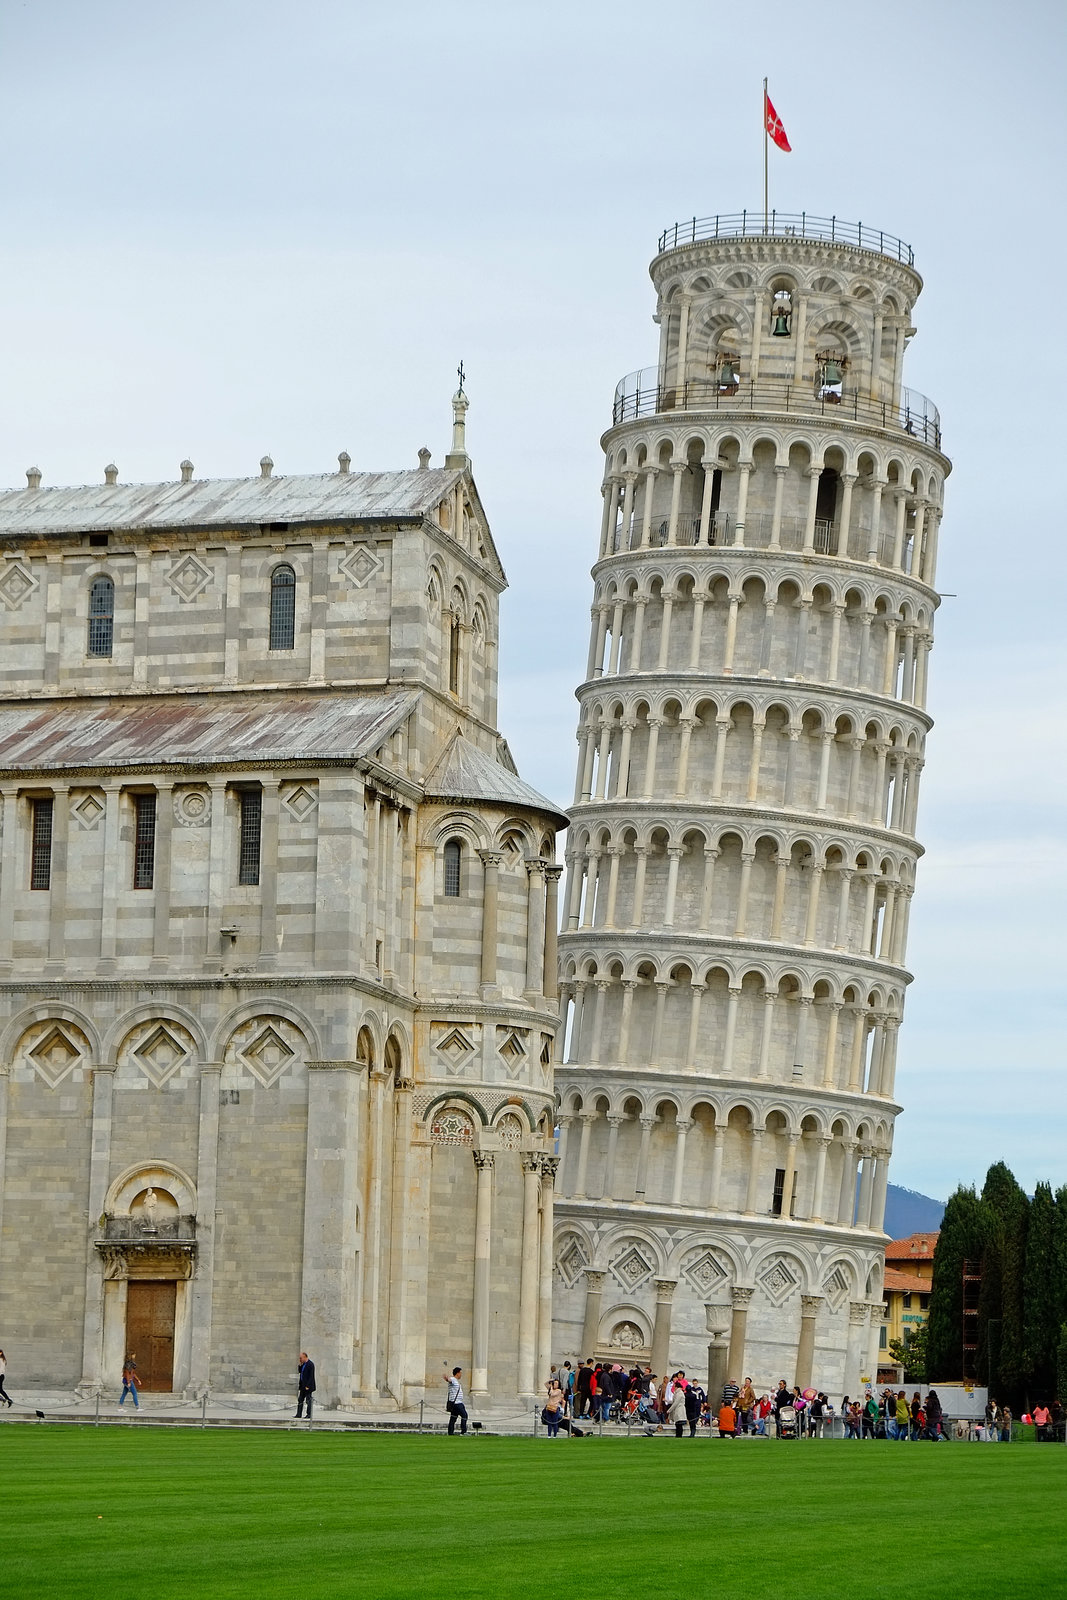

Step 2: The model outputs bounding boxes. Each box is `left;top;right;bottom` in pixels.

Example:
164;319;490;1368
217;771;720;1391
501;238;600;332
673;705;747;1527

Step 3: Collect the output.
610;1322;644;1351
139;1187;159;1232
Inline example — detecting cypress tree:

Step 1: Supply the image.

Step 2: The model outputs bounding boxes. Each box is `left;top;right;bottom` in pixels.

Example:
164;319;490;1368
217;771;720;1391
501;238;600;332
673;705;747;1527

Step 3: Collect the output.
979;1162;1029;1401
926;1185;984;1380
1023;1182;1058;1398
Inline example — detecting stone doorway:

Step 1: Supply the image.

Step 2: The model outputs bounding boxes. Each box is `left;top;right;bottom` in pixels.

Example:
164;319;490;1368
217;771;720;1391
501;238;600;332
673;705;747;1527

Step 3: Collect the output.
125;1280;176;1391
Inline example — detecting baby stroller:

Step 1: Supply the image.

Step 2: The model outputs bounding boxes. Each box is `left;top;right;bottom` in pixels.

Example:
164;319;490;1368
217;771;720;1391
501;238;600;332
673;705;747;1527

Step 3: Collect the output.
776;1405;799;1439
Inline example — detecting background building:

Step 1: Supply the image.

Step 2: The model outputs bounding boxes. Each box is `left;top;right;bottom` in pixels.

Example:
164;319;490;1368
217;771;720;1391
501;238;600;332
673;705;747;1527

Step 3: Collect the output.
0;396;565;1407
553;211;949;1397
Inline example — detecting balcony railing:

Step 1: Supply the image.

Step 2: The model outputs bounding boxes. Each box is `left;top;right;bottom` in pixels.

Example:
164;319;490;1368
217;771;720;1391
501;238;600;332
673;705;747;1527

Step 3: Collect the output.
656;211;914;266
611;369;942;450
606;510;918;572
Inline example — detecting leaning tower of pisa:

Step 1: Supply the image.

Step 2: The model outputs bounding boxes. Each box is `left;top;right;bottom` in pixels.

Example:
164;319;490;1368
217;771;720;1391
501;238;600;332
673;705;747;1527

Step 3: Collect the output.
552;211;948;1398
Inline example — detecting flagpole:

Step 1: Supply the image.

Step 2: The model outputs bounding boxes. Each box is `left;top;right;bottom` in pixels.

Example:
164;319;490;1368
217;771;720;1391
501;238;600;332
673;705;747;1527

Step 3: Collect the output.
763;77;769;234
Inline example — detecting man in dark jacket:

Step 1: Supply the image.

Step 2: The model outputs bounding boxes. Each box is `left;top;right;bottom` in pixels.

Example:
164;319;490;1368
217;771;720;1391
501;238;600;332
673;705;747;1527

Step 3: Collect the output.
296;1352;316;1419
576;1360;593;1418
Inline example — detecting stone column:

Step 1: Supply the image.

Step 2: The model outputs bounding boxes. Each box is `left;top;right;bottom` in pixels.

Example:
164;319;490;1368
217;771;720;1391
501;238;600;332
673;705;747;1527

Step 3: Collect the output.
821;1002;842;1088
809;1135;831;1223
744;1126;764;1214
631;846;648;924
471;1151;494;1395
566;981;587;1063
769;464;788;548
603;849;622;928
728;1286;753;1379
536;1155;559;1385
698;847;719;931
705;1303;731;1402
525;857;548;999
357;1067;390;1399
663;846;683;926
721;986;742;1075
79;1065;117;1387
0;1069;8;1255
746;718;766;800
839;472;858;555
707;1124;725;1209
711;715;731;795
478;850;503;991
837;1139;858;1225
517;1155;541;1397
152;782;175;966
865;480;884;563
300;1062;364;1408
842;1301;869;1396
871;1149;891;1234
589;981;609;1064
573;1112;596;1199
781;1134;799;1219
188;1063;223;1395
385;1077;415;1405
631;597;648;664
580;1268;605;1358
617;981;636;1062
650;1279;677;1377
602;1116;624;1199
670;1118;691;1205
685;983;705;1069
666;463;685;544
656;595;674;668
802;467;822;552
614;721;635;798
634;1115;655;1201
732;462;753;544
543;865;562;1001
721;595;741;671
795;1295;823;1389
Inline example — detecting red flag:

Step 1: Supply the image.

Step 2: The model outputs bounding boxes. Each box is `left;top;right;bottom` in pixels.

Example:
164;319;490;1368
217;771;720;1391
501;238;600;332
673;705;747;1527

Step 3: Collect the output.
765;91;791;152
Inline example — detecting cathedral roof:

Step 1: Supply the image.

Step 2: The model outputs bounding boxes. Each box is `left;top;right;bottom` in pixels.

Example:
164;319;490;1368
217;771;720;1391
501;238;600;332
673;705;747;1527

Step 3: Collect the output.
423;730;567;826
0;469;464;537
0;689;419;773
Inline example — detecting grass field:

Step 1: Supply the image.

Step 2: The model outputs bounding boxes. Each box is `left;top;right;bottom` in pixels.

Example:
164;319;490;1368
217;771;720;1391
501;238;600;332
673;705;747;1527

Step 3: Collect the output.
2;1425;1064;1599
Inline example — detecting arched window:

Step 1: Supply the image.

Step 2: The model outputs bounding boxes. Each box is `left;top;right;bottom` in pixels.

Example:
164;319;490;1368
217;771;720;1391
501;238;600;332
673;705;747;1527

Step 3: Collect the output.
269;565;296;651
87;575;114;657
443;839;462;897
448;616;461;693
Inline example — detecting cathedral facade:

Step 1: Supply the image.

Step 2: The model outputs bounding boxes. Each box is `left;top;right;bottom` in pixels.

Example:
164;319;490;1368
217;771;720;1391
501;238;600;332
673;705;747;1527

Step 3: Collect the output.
0;397;565;1407
553;213;949;1398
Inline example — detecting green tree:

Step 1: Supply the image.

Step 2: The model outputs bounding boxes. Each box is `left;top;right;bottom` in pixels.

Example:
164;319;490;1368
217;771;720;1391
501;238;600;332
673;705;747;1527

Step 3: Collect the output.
927;1185;984;1381
1057;1322;1067;1403
1023;1182;1058;1397
888;1320;928;1381
979;1163;1029;1400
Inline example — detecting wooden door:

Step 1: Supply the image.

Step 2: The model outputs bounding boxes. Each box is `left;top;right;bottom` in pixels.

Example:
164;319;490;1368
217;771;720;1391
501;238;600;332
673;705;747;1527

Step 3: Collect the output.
125;1281;176;1391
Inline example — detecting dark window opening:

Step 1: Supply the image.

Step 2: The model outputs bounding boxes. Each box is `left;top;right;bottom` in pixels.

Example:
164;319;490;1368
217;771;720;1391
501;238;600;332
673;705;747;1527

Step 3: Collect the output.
269;565;296;651
238;789;262;886
815;468;840;554
448;618;461;693
705;468;724;543
87;575;115;657
88;533;109;548
771;1167;785;1217
30;797;54;891
443;839;461;897
133;793;157;889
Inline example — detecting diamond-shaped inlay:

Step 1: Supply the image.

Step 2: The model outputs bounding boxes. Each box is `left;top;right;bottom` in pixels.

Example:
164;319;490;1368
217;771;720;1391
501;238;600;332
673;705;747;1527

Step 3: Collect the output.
132;1024;190;1088
165;552;213;602
281;783;318;820
29;1025;84;1088
610;1243;654;1290
681;1249;728;1296
434;1027;475;1075
0;559;39;611
822;1265;851;1311
71;791;106;831
239;1025;296;1087
338;543;383;588
758;1257;800;1307
555;1234;589;1288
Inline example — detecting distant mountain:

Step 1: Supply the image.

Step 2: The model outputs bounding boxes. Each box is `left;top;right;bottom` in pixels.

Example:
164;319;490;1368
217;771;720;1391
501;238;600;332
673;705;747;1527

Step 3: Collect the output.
884;1183;945;1238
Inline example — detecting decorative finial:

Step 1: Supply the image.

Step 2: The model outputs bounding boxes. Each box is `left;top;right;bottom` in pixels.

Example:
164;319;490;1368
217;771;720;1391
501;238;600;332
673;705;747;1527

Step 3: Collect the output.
337;451;351;475
445;365;470;469
180;459;194;483
418;447;431;471
104;463;118;485
26;467;41;489
260;455;273;479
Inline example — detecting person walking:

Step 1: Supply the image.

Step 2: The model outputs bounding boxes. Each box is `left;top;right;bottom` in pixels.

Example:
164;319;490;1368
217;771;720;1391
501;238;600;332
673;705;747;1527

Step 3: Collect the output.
668;1376;688;1438
119;1354;140;1409
445;1366;468;1435
295;1352;316;1419
0;1350;11;1408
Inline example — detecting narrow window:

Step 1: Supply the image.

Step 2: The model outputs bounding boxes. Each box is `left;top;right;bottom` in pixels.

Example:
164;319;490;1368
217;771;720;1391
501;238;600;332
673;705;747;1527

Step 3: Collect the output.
448;617;461;693
269;565;296;651
30;797;54;890
87;575;115;657
443;839;461;897
238;789;262;885
878;1325;888;1350
132;793;157;889
771;1167;785;1217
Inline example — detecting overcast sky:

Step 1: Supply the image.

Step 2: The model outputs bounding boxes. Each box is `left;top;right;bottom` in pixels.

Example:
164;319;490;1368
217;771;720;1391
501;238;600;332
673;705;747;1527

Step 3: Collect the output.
0;0;1063;1201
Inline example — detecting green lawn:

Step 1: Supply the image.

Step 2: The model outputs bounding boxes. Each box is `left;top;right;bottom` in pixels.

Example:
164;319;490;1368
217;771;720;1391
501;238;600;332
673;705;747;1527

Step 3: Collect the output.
2;1426;1063;1598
